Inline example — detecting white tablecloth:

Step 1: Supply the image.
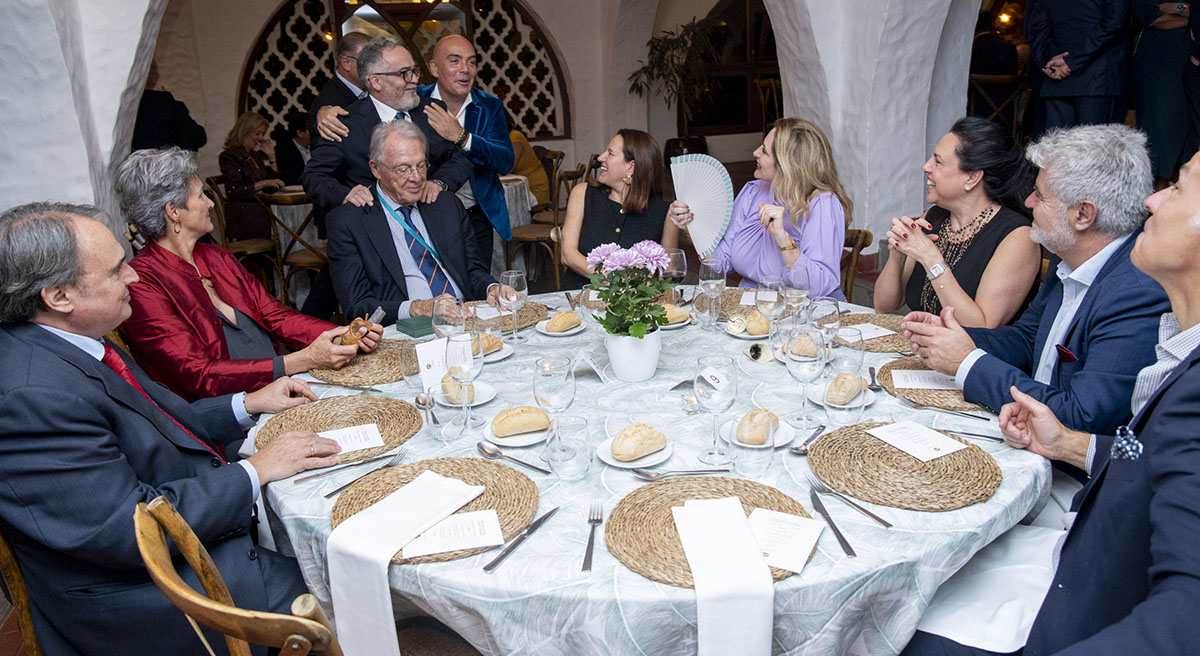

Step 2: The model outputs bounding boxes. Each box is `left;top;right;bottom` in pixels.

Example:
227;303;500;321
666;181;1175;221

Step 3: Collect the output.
262;197;318;307
260;295;1051;655
493;175;534;278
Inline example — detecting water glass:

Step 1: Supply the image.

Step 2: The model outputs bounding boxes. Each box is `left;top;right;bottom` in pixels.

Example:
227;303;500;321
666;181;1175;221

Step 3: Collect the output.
431;297;464;339
730;412;774;479
694;355;737;465
810;297;841;370
697;258;726;332
441;332;485;439
824;367;866;426
783;328;826;430
545;416;591;481
782;264;811;319
534;356;576;461
499;270;529;343
755;276;786;342
832;327;865;373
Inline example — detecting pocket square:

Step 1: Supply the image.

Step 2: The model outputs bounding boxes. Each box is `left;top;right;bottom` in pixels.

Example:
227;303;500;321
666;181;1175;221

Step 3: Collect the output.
1109;425;1143;461
1055;344;1078;363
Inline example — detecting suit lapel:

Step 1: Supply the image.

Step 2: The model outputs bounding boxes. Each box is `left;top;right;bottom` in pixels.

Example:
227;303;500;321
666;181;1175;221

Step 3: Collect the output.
465;90;483;134
1060;235;1135;347
419;199;470;295
363;202;410;293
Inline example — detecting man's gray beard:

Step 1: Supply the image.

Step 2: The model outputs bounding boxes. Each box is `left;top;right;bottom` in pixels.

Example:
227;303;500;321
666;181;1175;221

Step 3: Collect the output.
395;92;420;112
1031;212;1076;255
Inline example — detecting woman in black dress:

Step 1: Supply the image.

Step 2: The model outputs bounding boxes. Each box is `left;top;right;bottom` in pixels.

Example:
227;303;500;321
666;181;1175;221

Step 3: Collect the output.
218;112;284;241
874;117;1041;328
559;129;679;289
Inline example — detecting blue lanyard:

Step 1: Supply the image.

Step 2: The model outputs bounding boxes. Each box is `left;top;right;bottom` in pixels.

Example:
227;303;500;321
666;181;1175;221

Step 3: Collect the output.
378;192;442;263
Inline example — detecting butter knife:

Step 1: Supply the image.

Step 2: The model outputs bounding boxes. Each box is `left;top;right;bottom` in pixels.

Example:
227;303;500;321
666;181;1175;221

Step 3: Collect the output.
483;506;559;572
810;489;856;558
307;381;384;393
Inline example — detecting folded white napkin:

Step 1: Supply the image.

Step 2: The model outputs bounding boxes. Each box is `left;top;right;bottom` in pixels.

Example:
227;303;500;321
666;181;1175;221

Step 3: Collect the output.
327;471;483;656
672;497;773;656
916;524;1062;652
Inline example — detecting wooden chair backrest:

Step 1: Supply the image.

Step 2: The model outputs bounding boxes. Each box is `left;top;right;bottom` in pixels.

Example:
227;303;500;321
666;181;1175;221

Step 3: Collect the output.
203;175;230;248
968;73;1026;139
538;149;565;193
133;497;342;656
584;153;601;184
552;164;586;228
841;228;873;301
0;527;44;656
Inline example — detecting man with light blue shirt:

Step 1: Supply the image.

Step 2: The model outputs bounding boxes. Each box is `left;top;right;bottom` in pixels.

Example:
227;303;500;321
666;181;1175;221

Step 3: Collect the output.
903;124;1169;442
309;31;370;143
0;202;341;654
326;120;507;321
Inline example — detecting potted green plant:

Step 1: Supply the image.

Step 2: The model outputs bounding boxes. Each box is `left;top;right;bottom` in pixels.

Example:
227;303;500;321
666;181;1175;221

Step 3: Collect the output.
587;241;675;382
627;17;716;158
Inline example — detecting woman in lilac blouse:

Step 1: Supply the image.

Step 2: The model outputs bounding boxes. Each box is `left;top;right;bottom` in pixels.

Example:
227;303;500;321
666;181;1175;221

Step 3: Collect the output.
669;118;851;300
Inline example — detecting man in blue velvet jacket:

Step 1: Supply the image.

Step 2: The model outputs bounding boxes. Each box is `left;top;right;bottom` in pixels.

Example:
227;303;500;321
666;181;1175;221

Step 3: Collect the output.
418;34;514;268
903;148;1200;656
904;124;1169;440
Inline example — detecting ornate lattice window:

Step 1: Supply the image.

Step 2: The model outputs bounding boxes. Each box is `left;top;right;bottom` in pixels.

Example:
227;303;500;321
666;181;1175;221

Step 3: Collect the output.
238;0;570;143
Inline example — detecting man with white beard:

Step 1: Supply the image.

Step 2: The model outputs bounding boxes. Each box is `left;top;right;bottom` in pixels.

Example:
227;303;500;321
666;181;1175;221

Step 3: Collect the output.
902;124;1169;464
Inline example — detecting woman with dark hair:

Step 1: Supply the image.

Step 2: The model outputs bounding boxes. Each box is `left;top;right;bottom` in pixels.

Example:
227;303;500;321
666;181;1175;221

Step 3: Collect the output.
218;112;284;240
559;129;679;289
874;117;1040;328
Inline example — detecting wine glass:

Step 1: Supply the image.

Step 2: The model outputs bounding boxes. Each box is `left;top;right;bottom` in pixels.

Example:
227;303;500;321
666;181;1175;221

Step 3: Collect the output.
534;356;577;465
810;297;841;373
663;248;687;286
697;258;726;332
431;297;464;339
783;328;826;429
832;327;865;373
499;270;528;343
782;264;811;320
694;355;737;465
441;332;485;440
755;276;786;343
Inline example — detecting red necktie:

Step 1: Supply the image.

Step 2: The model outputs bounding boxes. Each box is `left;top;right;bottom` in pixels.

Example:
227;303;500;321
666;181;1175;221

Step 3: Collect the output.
102;344;227;464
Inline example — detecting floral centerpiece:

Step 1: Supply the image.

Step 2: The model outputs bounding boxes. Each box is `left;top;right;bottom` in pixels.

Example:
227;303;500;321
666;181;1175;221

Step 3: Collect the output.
587;240;676;338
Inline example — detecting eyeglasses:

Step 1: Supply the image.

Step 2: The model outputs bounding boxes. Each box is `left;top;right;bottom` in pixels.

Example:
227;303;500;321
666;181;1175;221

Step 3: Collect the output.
384;161;428;178
373;67;419;82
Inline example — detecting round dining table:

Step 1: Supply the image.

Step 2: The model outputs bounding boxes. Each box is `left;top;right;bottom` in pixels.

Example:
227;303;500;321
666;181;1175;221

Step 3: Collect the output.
258;291;1051;655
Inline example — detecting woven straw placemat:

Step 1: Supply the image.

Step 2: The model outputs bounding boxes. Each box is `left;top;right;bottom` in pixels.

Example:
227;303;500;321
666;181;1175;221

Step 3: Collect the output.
605;477;811;588
256;395;420;464
309;339;418;386
574;288;681;310
808;421;1001;511
838;313;910;353
461;301;547;332
694;289;757;319
878;356;986;411
330;457;538;564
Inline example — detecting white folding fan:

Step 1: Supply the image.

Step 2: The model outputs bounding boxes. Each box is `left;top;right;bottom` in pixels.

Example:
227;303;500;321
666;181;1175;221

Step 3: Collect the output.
670;154;734;259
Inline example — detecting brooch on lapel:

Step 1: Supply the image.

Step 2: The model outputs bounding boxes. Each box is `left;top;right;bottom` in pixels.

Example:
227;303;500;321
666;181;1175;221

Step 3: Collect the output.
1110;425;1143;461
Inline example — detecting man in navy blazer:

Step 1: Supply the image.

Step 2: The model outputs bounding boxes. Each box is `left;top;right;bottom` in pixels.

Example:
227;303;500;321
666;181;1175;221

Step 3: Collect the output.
903;151;1200;656
905;124;1169;438
307;31;370;146
326;120;506;323
418;35;515;267
0;202;343;655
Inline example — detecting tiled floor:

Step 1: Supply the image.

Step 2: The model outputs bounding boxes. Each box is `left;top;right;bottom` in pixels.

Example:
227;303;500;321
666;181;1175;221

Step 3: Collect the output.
0;609;26;656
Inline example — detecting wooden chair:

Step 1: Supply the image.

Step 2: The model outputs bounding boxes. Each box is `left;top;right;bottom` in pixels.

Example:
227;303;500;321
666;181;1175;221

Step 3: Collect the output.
968;74;1028;141
256;189;327;307
134;496;342;656
0;527;45;656
204;175;281;294
531;163;584;226
584;152;602;184
841;228;873;302
530;148;564;214
123;223;148;254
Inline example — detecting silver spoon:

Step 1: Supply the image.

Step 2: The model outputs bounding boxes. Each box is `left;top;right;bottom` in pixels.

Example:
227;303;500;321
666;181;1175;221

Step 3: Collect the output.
415;393;440;425
631;468;729;481
477;441;550;474
867;366;883;392
788;424;827;456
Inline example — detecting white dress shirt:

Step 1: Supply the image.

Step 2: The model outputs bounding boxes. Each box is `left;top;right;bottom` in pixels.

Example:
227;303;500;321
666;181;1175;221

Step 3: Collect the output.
377;185;465;319
35;323;261;499
336;71;365;99
430;84;477;209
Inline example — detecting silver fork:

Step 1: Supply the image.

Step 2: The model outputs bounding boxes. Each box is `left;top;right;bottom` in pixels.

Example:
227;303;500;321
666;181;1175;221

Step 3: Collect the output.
896;394;990;422
322;448;408;499
804;471;892;528
582;500;603;571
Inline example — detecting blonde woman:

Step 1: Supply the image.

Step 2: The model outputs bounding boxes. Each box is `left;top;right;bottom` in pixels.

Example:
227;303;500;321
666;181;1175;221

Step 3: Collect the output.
669;118;851;298
218;112;284;240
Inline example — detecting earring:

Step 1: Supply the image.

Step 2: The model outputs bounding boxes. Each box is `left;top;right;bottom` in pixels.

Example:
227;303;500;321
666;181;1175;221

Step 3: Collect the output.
622;175;633;185
964;184;972;192
173;221;182;234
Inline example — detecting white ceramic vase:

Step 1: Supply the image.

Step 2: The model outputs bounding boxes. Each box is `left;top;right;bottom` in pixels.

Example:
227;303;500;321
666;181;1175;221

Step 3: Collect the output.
604;327;661;382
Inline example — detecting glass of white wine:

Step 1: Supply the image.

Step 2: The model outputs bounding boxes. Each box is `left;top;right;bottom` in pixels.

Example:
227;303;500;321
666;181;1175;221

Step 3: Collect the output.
499;270;528;343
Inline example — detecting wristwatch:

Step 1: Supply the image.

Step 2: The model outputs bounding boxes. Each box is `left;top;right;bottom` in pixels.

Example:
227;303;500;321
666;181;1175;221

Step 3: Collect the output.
778;238;797;252
926;261;949;281
431;179;448;191
1177;3;1188;15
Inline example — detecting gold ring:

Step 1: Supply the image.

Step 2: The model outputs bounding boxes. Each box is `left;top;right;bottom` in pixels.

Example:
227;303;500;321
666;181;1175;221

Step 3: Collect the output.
309;444;315;457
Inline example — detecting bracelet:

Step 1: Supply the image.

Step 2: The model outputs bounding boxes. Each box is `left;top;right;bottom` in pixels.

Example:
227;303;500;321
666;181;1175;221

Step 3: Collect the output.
454;129;468;147
778;238;797;252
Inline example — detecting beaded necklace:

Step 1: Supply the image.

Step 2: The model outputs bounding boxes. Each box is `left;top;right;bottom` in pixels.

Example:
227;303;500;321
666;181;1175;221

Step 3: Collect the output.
919;204;998;313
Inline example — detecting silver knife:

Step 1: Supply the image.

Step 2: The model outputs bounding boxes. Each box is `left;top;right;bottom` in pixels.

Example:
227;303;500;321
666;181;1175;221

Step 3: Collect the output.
292;451;395;484
307;381;384;393
810;489;856;558
483;506;559;572
951;430;1006;442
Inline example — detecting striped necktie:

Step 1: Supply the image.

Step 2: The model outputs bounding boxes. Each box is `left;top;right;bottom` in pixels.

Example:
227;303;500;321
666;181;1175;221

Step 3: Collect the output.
395;205;451;297
395;111;408;121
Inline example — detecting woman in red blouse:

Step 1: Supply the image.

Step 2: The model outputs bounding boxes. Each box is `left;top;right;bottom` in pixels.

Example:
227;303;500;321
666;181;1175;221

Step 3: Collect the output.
114;147;380;400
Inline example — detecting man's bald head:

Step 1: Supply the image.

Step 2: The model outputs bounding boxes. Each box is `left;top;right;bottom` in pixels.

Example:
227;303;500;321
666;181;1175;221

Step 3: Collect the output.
429;35;478;103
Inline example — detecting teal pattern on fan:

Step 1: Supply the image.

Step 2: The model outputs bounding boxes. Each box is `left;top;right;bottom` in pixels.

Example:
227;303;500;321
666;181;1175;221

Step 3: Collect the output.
670;153;734;259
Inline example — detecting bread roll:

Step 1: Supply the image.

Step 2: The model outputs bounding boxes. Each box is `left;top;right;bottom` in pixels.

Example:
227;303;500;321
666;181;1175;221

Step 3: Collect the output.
491;406;550;437
745;309;769;336
546;311;581;333
662;303;688;324
825;373;866;406
736;408;779;445
789;334;820;357
472;333;503;355
440;372;476;404
611;423;667;462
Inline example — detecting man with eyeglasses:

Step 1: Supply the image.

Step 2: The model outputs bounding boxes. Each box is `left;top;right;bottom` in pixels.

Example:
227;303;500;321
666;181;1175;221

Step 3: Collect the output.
325;120;507;322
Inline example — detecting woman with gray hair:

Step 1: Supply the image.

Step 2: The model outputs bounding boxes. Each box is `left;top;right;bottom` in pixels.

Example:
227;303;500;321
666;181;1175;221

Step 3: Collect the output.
115;147;381;401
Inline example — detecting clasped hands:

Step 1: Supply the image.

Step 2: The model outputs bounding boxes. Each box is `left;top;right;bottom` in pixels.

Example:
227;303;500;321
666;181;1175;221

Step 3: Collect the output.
1043;52;1071;80
887;214;941;265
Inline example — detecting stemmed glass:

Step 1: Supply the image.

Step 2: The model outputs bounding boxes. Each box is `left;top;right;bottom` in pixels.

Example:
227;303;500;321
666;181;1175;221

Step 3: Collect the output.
694;355;737;465
810;297;841;374
782;264;811;320
442;332;485;440
697;258;726;331
755;276;786;344
432;297;464;339
499;270;528;343
832;327;865;373
534;356;577;464
663;248;687;285
783;327;826;429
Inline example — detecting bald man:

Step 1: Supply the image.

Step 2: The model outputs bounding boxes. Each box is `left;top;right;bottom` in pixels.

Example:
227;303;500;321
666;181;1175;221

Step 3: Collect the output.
418;35;515;268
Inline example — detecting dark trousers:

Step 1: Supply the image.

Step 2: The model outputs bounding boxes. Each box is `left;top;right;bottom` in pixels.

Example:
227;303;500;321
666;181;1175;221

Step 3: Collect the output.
466;204;496;273
1042;95;1125;134
901;630;1020;655
299;264;338;321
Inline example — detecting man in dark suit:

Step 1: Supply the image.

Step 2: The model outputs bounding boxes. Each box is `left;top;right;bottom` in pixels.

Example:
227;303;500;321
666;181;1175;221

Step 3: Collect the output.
131;59;207;152
0;202;342;655
1025;0;1131;133
418;35;515;268
308;31;370;143
903;151;1200;656
275;111;311;186
904;124;1169;438
326;120;506;322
